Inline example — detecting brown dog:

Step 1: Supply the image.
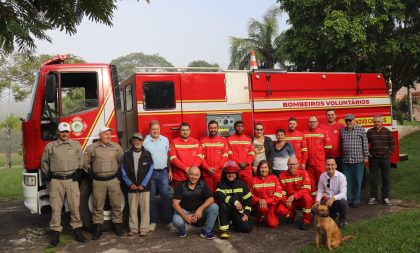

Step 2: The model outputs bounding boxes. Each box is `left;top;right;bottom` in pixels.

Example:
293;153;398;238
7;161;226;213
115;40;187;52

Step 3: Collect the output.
314;204;353;251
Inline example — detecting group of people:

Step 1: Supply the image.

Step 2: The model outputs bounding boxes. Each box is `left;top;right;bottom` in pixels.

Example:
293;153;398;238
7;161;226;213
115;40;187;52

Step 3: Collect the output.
41;109;394;246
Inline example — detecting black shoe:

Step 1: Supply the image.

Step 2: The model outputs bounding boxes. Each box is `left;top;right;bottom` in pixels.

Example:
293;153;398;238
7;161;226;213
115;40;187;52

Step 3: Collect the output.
352;203;360;208
114;223;125;236
92;224;102;240
300;223;309;230
49;231;60;247
338;220;346;229
74;228;89;243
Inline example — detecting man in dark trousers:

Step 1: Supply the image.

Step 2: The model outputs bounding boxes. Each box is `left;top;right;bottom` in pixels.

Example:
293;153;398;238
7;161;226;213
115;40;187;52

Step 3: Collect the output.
367;115;394;206
121;132;154;236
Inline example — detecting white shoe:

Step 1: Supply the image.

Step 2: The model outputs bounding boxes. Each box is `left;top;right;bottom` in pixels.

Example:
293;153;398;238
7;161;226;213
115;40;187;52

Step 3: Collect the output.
383;198;392;206
166;223;177;232
368;197;377;205
149;223;156;231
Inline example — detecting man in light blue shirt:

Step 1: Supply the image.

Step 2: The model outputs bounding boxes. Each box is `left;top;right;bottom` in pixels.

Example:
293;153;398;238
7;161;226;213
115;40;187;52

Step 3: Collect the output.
314;157;348;228
143;120;173;231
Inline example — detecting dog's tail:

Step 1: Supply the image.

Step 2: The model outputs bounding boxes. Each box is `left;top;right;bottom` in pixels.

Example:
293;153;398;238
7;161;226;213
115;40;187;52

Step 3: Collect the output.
342;235;354;241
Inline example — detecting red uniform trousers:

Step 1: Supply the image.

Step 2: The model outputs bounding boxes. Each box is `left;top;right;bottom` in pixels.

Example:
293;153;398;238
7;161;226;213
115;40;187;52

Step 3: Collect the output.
285;193;313;224
255;202;289;228
238;167;253;190
307;164;326;198
202;171;222;193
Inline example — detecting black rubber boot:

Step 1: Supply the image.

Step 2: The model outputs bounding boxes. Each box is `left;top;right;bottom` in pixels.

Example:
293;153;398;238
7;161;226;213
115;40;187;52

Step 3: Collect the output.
49;231;60;247
91;224;102;240
114;223;125;236
74;228;89;243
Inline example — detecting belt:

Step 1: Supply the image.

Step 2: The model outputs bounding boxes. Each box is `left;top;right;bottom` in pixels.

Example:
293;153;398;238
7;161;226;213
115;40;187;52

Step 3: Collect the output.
52;173;74;180
93;174;116;181
154;167;168;171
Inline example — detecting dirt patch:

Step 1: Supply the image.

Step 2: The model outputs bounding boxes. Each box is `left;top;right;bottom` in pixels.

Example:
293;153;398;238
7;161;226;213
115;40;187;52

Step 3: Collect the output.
0;193;418;253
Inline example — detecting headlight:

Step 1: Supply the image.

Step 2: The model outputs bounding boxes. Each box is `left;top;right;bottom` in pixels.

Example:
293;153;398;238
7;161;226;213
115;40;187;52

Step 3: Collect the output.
24;175;37;186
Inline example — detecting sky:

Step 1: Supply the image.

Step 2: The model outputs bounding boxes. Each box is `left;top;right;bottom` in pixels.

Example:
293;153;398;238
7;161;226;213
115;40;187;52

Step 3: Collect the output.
2;0;289;120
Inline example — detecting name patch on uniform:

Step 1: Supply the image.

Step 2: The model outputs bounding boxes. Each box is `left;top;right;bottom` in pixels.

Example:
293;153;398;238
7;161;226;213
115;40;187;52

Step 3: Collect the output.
67;149;76;155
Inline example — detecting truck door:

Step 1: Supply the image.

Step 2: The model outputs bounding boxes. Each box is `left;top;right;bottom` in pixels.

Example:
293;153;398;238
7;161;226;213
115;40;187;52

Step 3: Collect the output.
135;74;182;140
53;69;104;150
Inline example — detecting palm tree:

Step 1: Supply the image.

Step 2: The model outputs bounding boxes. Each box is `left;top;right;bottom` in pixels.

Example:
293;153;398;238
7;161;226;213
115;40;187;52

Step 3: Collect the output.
229;6;286;70
0;114;21;169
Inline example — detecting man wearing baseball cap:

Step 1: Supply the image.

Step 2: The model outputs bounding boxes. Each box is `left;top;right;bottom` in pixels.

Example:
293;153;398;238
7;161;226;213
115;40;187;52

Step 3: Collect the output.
121;132;154;236
83;126;124;239
340;114;369;208
41;122;88;247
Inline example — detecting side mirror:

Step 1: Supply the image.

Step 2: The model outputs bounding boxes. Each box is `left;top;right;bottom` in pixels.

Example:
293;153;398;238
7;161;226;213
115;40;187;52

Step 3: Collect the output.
45;74;57;103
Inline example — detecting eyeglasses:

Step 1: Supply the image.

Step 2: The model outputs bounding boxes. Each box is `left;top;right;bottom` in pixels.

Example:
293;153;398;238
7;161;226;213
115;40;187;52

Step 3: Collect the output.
255;128;264;131
345;119;352;123
327;178;331;188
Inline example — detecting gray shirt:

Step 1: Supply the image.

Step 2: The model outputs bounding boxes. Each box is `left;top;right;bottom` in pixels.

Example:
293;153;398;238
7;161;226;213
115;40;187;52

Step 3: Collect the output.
133;151;142;178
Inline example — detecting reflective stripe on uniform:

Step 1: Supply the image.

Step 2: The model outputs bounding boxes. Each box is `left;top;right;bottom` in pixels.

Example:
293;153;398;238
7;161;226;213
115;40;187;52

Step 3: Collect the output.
304;134;324;138
302;185;311;190
169;156;177;161
229;141;251;145
281;176;303;184
174;144;199;148
284;137;303;140
302;208;311;213
274;192;282;198
253;183;276;188
243;192;252;200
225;196;231;204
202;143;225;147
219;225;229;230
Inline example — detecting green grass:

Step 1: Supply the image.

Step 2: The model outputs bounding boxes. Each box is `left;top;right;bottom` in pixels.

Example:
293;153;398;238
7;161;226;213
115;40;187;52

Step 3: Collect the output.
299;130;420;253
0;152;23;168
392;131;420;202
398;121;420;126
42;226;74;253
0;167;23;200
299;209;420;253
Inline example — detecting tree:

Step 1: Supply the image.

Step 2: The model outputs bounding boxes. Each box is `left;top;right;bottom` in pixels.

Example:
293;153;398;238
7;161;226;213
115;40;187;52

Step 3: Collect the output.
0;0;123;56
187;60;219;72
111;52;174;81
229;6;286;70
278;0;420;100
0;114;21;168
0;53;85;102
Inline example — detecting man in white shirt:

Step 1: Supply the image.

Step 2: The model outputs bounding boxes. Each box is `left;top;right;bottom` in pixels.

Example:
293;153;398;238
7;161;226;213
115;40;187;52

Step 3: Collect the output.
314;158;348;228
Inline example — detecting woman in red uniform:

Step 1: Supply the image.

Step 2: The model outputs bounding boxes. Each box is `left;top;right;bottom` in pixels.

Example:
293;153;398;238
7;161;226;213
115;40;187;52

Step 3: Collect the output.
251;160;288;228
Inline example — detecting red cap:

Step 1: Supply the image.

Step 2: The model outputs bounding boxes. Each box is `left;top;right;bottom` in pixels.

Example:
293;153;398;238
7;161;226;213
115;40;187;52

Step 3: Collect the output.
223;161;239;173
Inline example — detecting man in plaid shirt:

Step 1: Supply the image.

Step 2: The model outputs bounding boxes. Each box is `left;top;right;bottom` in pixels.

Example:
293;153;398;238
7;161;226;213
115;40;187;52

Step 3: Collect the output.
340;114;369;208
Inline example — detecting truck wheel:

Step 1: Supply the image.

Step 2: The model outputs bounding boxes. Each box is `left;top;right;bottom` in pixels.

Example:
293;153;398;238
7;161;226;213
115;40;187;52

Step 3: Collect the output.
79;178;93;230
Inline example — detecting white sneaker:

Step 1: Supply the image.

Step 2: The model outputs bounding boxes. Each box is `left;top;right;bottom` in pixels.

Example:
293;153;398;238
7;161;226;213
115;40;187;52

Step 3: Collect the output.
368;197;377;205
383;198;392;206
166;223;177;232
149;223;157;231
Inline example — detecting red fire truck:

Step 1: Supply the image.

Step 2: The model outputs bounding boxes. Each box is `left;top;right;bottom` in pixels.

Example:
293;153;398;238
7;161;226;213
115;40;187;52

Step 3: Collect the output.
21;55;400;227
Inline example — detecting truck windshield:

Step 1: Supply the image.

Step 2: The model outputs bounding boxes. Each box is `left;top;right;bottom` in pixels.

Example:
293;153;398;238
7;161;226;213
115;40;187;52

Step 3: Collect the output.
26;72;40;120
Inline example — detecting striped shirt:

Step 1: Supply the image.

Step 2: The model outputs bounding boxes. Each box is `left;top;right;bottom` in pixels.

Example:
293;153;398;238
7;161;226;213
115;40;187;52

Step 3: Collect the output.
366;127;394;157
341;125;369;163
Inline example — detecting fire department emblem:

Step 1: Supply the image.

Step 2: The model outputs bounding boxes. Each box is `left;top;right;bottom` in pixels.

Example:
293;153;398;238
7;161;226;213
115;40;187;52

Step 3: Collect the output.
70;117;88;137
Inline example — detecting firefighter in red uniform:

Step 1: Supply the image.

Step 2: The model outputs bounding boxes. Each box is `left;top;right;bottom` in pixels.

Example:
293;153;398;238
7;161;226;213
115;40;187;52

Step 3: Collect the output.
285;117;308;170
322;109;343;171
200;120;229;192
169;123;203;187
279;157;313;230
227;121;255;190
251;160;288;228
304;116;332;197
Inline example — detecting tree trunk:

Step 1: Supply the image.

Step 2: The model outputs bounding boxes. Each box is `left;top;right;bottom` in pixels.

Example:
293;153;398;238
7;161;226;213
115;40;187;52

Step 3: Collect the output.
5;128;11;169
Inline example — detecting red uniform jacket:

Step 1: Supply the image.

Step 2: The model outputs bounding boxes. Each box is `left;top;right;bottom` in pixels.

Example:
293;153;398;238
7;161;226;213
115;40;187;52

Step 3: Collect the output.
304;127;332;166
227;134;255;169
279;169;312;200
251;174;285;206
169;137;203;182
200;135;229;177
285;130;308;166
322;123;343;158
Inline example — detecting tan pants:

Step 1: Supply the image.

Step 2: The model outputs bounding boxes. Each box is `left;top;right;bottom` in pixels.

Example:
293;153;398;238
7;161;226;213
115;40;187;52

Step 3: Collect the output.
92;178;123;224
49;179;82;232
128;191;150;233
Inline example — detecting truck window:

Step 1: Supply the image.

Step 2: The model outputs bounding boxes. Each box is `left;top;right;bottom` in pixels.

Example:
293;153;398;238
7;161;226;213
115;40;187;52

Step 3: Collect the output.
143;82;175;110
60;72;98;115
125;84;133;111
41;73;59;140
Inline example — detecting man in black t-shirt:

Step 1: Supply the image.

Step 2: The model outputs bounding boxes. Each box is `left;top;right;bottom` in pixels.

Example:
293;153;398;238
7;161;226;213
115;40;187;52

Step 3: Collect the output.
172;167;219;239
